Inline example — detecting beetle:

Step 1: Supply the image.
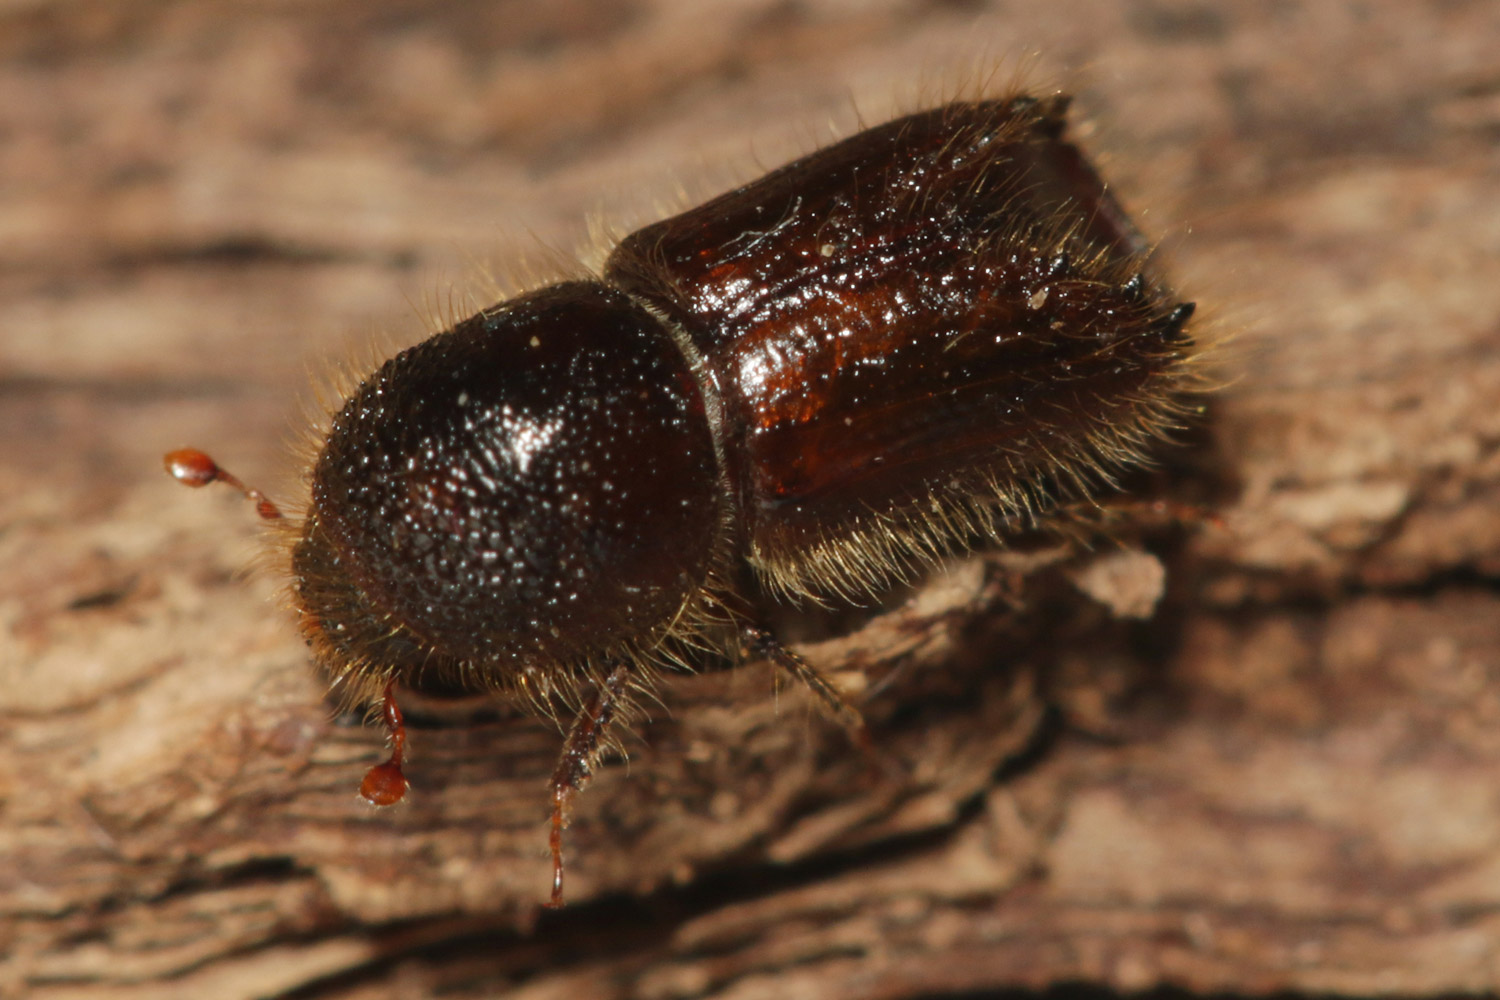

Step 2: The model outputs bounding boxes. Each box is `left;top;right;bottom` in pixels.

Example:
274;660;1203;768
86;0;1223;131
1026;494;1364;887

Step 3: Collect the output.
168;91;1198;906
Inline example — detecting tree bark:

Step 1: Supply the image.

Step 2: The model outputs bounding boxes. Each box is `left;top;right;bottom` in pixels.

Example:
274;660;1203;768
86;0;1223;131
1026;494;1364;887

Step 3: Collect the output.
5;1;1500;997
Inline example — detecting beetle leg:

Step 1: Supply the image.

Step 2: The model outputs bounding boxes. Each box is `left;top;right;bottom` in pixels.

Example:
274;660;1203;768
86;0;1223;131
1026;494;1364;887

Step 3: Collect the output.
740;623;872;755
546;663;629;908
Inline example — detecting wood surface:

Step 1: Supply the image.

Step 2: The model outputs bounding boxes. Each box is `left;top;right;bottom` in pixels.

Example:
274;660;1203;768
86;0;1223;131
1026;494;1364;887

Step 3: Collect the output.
5;1;1500;997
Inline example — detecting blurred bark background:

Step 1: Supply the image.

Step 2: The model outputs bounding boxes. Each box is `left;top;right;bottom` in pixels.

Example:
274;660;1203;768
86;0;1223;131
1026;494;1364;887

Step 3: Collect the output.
5;1;1500;997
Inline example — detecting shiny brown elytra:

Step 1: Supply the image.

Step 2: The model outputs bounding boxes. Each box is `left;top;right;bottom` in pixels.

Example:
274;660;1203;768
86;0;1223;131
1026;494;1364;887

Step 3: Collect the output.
167;93;1198;907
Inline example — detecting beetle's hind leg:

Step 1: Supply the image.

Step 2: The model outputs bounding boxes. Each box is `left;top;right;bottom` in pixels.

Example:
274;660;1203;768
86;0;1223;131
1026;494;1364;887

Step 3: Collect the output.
547;663;630;909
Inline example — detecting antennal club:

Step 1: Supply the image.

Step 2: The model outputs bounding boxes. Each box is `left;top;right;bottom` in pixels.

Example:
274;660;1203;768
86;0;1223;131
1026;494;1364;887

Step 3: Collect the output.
164;448;284;521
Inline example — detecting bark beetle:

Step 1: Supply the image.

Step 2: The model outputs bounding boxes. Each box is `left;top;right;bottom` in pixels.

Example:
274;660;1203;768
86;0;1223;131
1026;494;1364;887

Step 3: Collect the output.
5;2;1500;997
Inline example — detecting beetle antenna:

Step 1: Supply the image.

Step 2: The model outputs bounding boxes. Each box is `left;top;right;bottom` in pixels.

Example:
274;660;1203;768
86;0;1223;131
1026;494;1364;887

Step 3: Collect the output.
164;448;284;521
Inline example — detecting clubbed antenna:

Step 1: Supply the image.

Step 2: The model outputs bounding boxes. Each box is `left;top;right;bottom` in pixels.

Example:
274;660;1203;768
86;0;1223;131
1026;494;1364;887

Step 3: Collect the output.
163;448;284;521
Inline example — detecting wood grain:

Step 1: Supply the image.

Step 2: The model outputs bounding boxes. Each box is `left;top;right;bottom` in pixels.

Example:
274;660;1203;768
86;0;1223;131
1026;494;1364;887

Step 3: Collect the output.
5;1;1500;997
